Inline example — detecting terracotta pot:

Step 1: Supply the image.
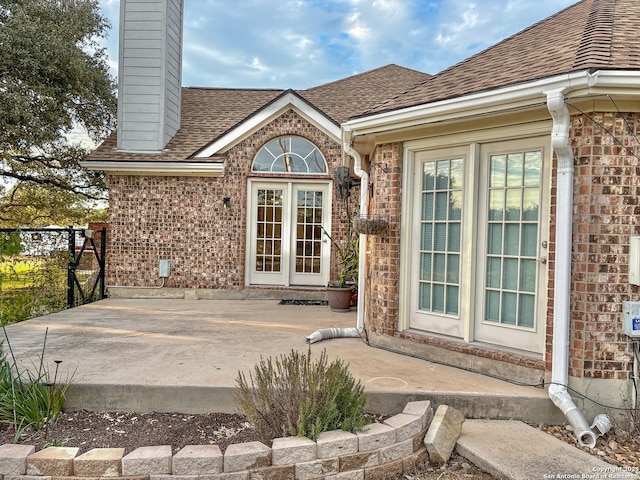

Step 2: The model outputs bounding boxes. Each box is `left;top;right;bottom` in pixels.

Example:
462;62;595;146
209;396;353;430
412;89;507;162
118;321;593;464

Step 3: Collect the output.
327;286;353;312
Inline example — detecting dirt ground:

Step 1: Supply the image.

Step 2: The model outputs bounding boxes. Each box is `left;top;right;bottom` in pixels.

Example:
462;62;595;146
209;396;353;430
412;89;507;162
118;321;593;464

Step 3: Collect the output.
0;411;637;480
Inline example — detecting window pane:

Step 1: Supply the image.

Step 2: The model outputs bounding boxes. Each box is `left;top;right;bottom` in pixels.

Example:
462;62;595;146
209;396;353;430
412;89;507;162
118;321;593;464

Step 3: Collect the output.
505;189;521;221
434;223;447;251
421;253;432;281
486;257;501;288
421;223;433;250
518;294;535;327
436;161;450;189
490;155;506;187
489;190;504;221
488;224;503;255
419;283;431;310
432;284;445;313
252;136;327;174
521;224;538;256
422;193;434;221
501;293;517;325
433;254;446;282
450;158;464;189
519;259;536;292
448;223;461;251
504;224;520;256
503;258;518;290
522;188;539;221
435;192;448;220
449;191;462;220
446;286;459;315
506;152;523;186
524;151;541;186
485;290;500;322
423;162;436;190
447;254;460;283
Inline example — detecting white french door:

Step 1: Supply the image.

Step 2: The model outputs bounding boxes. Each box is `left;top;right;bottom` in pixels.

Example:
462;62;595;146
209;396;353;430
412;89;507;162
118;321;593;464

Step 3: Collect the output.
247;180;330;287
406;137;549;354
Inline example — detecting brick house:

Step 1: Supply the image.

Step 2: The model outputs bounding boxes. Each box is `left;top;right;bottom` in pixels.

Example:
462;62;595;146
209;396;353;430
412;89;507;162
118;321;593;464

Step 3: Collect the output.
85;0;639;443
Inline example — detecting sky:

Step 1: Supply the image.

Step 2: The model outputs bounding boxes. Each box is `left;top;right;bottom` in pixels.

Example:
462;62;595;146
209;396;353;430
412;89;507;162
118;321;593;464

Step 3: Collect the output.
97;0;578;90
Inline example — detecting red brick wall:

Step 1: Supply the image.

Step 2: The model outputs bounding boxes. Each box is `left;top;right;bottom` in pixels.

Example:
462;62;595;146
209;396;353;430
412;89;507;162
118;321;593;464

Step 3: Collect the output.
105;110;348;288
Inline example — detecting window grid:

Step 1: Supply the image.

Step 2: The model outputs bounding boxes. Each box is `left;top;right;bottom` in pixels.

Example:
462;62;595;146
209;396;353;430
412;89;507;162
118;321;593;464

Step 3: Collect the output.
295;190;323;273
252;136;328;174
255;189;283;272
418;158;463;316
485;151;541;329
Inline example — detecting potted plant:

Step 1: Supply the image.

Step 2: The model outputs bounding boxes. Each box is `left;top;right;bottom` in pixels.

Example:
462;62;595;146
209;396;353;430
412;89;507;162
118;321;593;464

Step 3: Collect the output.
325;204;359;312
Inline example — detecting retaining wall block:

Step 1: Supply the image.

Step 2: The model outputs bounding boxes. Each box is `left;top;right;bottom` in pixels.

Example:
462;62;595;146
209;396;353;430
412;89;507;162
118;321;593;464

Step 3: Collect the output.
338;450;379;471
378;438;413;464
122;446;172;476
363;458;403;480
26;447;79;476
6;475;52;480
172;445;223;475
316;431;358;459
73;448;124;477
294;457;339;480
356;424;396;452
247;464;294;480
150;475;196;480
199;471;250;480
402;401;434;429
223;442;271;473
383;413;423;442
271;437;316;466
0;444;36;475
402;447;428;472
326;469;365;480
423;405;465;465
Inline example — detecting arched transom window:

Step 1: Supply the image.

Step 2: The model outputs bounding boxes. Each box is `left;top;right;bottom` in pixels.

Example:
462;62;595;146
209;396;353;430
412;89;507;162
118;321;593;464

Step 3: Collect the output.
252;136;328;174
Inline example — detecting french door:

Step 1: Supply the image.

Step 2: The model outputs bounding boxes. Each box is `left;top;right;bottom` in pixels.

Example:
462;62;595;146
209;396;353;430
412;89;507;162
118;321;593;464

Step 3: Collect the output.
247;181;330;287
407;137;549;354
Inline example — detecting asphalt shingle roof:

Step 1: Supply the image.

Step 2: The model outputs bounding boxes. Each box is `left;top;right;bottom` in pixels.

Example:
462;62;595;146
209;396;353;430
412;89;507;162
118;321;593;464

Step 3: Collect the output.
361;0;640;117
87;65;430;162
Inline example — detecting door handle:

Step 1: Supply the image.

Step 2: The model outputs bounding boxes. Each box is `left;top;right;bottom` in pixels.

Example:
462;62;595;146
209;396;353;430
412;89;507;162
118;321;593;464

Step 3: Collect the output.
536;257;547;264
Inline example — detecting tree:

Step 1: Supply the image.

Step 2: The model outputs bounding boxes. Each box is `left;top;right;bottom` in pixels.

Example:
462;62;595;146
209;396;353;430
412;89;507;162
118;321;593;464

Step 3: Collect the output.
0;0;116;226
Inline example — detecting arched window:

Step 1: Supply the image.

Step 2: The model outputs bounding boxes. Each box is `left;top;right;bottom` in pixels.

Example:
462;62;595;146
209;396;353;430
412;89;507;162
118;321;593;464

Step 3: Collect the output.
252;136;328;174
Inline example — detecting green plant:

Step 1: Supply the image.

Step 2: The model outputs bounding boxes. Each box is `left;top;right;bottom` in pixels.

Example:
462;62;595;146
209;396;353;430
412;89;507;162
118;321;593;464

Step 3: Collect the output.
324;203;359;288
234;349;368;443
0;329;72;436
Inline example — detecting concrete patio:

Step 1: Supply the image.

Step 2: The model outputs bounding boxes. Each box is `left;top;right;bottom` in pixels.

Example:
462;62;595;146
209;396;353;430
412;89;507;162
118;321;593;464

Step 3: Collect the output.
1;298;562;423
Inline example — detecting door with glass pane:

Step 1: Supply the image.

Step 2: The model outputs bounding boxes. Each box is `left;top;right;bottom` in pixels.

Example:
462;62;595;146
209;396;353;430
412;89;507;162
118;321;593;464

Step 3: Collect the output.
409;149;466;338
475;139;548;353
248;181;329;287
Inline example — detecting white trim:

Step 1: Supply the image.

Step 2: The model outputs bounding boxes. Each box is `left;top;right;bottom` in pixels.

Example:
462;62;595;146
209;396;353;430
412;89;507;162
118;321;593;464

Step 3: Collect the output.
344;71;640;136
81;161;225;176
196;92;341;158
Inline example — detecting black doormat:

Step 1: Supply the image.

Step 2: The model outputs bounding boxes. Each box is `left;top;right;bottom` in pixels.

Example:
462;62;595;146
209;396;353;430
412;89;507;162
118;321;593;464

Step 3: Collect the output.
279;299;328;306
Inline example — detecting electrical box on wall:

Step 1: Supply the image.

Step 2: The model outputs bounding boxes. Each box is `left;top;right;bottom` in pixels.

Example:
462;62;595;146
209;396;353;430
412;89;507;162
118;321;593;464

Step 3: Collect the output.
622;301;640;338
159;259;170;278
629;236;640;285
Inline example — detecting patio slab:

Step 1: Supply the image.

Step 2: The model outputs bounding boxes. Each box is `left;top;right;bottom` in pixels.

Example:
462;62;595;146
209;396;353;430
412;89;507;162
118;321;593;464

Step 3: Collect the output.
1;298;562;423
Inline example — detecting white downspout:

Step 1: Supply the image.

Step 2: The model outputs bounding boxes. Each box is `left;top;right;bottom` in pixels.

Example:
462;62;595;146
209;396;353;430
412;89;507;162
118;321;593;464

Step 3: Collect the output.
546;90;610;448
306;128;368;344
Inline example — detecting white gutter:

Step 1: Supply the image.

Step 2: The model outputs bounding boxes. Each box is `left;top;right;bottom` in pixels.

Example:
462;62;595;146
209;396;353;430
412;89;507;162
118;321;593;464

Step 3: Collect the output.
546;89;609;448
345;70;640;137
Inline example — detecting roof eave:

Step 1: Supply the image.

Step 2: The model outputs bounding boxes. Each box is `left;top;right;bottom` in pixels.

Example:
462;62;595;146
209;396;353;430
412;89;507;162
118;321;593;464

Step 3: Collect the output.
81;161;225;177
344;70;640;138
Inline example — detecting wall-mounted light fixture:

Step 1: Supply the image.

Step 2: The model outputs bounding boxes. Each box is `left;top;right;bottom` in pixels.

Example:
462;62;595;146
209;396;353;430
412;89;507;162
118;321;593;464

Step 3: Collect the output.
223;197;231;209
335;166;352;200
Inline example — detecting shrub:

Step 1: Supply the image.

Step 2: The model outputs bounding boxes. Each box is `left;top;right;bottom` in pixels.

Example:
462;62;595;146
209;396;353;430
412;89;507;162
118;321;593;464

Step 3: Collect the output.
235;349;368;442
0;333;71;435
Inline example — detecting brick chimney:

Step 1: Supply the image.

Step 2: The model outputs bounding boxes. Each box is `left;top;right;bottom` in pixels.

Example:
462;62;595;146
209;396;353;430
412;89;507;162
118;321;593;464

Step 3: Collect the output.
117;0;183;152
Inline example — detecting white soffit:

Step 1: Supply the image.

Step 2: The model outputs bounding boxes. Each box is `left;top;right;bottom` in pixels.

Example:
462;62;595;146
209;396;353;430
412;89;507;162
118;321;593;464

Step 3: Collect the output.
81;161;225;177
194;92;341;158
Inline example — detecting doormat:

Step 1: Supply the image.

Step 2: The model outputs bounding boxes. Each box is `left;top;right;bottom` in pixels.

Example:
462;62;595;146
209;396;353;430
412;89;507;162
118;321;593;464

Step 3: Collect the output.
279;299;328;306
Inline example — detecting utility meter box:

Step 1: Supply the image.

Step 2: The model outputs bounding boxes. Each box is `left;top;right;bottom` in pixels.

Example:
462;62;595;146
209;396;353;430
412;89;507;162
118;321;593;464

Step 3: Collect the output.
622;301;640;338
159;259;170;278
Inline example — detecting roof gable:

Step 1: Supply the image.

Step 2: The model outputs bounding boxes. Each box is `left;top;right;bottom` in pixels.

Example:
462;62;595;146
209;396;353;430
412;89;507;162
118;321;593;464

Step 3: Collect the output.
364;0;640;116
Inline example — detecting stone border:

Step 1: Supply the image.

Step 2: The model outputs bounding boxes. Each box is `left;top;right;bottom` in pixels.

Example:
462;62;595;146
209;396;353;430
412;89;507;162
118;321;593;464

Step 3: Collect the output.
0;401;444;480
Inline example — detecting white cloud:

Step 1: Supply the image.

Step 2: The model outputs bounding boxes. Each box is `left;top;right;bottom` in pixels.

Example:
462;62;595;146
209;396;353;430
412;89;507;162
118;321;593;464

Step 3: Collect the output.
99;0;578;88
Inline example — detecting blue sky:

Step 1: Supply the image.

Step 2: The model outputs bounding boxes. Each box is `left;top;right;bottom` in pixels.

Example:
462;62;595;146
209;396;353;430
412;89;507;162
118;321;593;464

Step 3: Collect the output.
98;0;577;90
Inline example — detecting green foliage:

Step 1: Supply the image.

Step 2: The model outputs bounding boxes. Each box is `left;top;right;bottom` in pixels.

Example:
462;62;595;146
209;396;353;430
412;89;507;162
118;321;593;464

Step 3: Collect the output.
0;336;72;434
0;0;116;226
0;232;22;255
0;255;67;325
235;349;368;443
324;203;359;288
